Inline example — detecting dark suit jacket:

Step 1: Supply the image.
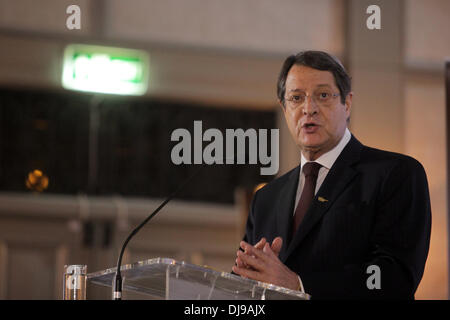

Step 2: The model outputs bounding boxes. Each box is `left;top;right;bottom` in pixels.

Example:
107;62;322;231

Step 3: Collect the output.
243;135;431;299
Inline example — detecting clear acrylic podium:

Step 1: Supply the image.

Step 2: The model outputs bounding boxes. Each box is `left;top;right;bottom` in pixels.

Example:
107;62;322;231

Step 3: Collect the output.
87;258;310;300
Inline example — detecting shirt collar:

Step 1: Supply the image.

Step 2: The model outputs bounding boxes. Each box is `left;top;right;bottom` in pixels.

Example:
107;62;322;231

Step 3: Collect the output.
300;127;351;171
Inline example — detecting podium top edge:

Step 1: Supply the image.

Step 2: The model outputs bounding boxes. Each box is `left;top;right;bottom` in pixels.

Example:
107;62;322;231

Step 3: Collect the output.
87;257;310;300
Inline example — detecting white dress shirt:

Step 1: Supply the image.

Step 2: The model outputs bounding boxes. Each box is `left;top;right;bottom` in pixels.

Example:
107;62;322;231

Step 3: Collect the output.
294;127;352;214
293;128;351;292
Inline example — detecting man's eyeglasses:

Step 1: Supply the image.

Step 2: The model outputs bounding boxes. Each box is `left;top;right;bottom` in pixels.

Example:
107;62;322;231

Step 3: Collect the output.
285;90;340;109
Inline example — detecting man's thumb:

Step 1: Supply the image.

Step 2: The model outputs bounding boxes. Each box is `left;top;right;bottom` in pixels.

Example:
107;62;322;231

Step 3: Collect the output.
271;237;283;256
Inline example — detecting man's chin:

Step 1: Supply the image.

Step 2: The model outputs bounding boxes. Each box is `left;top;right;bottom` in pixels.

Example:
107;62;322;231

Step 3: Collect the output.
301;145;322;153
298;140;327;159
299;140;324;152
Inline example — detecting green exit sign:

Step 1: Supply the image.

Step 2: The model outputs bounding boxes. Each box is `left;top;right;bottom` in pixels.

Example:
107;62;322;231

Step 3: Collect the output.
62;44;149;95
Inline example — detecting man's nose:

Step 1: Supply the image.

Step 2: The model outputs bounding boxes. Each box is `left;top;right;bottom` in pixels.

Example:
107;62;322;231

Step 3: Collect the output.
302;95;319;115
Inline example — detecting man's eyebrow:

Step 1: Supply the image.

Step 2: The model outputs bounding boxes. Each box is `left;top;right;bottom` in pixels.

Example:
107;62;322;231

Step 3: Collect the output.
288;84;332;92
288;88;305;92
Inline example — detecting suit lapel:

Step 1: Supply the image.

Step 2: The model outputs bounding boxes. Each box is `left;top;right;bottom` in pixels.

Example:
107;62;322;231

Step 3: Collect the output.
284;135;363;259
276;166;299;263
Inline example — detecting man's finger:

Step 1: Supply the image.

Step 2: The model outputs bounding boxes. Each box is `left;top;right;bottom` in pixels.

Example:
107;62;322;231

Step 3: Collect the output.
237;250;266;271
232;265;262;282
235;256;246;268
240;240;252;251
235;250;254;269
240;241;269;262
254;238;267;250
271;237;283;257
263;242;278;259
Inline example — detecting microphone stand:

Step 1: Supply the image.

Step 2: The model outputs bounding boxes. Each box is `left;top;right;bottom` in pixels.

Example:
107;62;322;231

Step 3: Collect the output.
113;165;204;300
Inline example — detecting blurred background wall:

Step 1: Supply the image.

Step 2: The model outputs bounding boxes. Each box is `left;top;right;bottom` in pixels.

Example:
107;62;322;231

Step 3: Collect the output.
0;0;448;299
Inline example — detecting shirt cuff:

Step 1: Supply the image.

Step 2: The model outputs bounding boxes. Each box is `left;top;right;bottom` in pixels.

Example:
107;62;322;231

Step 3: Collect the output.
297;274;305;293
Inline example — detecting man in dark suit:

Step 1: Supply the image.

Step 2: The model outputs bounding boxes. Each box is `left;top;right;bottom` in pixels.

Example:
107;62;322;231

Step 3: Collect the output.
232;50;431;299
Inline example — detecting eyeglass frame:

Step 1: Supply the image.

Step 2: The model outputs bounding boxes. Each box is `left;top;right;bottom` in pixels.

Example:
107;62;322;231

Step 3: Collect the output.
284;90;340;110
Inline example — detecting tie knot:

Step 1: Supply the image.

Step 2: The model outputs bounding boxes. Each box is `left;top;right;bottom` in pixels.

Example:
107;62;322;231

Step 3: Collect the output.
303;162;322;178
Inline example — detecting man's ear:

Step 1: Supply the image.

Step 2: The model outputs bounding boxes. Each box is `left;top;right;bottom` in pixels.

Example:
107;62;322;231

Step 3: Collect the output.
344;92;353;118
278;99;286;112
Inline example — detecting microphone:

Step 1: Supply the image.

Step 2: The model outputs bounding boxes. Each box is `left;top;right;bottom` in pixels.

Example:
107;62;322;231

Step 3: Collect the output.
112;154;242;300
112;164;203;300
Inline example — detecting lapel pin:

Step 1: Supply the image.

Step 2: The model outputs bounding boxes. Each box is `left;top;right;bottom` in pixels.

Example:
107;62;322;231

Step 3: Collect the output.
318;196;328;202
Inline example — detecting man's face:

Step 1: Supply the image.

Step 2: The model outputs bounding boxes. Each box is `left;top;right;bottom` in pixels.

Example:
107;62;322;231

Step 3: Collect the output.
281;65;352;160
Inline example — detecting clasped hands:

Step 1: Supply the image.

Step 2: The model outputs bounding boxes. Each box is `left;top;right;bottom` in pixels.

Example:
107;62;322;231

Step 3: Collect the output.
232;237;300;291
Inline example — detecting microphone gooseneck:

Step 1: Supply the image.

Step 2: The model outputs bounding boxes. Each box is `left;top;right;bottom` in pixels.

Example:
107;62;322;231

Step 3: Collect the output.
112;154;242;300
113;165;204;300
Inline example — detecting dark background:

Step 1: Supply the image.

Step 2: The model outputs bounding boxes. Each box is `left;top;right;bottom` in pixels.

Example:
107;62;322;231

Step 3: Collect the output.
0;87;276;204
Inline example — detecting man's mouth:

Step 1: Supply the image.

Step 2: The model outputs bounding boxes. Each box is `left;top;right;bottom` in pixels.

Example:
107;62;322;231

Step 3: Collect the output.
301;122;320;133
302;122;319;128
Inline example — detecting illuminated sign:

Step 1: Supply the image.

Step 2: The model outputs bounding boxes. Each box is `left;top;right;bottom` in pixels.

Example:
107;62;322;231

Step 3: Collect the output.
62;44;149;95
